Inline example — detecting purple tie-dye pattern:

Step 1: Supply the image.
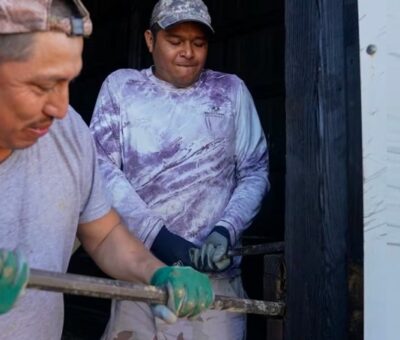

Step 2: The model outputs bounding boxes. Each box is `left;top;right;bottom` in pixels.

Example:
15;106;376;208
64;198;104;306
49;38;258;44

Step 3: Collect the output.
90;68;269;271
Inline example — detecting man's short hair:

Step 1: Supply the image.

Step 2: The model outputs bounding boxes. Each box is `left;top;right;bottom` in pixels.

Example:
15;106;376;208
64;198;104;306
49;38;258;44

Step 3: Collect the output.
149;23;163;45
0;0;92;63
0;34;33;63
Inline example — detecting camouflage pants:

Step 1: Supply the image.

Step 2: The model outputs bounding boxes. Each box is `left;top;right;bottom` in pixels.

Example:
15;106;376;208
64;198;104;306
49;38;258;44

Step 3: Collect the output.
102;275;247;340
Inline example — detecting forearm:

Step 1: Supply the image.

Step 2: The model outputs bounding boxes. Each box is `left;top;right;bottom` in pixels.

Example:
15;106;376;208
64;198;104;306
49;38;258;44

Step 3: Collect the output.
95;148;164;244
218;166;269;242
78;211;164;284
225;78;269;240
92;223;163;283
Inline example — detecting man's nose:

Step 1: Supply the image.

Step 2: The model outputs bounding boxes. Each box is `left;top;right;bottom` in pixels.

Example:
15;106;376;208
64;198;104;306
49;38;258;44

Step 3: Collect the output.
43;84;69;119
181;42;194;58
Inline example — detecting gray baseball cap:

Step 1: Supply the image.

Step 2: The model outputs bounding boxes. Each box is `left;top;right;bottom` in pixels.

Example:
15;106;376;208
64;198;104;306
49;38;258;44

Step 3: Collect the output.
0;0;92;37
150;0;214;33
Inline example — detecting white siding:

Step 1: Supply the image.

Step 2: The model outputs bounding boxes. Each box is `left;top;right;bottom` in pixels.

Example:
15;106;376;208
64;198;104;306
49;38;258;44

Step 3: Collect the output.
360;0;400;338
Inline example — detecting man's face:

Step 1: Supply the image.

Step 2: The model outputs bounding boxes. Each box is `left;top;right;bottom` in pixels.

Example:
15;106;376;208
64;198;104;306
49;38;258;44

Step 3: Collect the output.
145;21;208;88
0;31;83;161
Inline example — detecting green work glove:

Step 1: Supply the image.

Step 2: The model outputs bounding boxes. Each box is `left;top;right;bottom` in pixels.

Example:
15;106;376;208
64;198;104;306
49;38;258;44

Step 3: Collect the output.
0;249;29;314
189;226;232;272
150;266;214;323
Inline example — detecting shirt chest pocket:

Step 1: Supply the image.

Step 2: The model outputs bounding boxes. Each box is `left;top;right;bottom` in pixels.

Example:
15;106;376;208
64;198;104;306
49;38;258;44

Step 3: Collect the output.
203;103;234;140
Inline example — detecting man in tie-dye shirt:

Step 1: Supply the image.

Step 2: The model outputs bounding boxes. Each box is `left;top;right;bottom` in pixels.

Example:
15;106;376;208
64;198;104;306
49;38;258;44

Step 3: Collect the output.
90;0;269;339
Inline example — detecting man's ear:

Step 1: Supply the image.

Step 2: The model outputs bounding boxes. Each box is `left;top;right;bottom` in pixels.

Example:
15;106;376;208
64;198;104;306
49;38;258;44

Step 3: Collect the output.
144;30;154;53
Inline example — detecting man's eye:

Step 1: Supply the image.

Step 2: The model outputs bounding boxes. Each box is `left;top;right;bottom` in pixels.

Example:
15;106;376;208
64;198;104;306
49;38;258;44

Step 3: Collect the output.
168;40;181;46
36;84;55;92
194;42;206;48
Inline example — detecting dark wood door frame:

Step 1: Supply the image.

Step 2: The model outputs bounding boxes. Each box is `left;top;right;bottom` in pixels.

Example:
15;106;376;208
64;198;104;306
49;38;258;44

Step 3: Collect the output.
284;0;363;339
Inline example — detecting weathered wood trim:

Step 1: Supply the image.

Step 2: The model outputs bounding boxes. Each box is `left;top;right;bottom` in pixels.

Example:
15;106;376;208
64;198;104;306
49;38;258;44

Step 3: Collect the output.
264;254;285;340
344;0;363;338
285;0;363;338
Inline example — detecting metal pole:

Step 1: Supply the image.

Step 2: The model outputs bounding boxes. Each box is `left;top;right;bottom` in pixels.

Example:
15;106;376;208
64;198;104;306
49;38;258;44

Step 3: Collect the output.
28;268;285;316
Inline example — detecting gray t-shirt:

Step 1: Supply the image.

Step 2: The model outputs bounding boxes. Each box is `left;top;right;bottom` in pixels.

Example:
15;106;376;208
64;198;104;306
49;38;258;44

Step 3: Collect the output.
0;107;111;339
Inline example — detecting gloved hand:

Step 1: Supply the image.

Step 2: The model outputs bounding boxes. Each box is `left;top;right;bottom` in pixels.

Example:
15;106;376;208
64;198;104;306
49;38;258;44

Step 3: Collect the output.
189;226;232;272
151;226;198;266
0;249;29;314
150;266;214;323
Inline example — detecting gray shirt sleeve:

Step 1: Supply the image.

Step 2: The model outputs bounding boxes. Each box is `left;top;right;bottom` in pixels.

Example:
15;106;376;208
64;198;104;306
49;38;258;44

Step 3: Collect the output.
67;107;112;224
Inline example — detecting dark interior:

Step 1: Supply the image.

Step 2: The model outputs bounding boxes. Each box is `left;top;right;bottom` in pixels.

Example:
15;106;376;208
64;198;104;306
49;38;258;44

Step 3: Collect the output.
63;1;285;339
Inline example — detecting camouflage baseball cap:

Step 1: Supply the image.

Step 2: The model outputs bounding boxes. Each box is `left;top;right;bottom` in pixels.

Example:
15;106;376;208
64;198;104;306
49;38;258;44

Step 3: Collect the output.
150;0;214;33
0;0;92;37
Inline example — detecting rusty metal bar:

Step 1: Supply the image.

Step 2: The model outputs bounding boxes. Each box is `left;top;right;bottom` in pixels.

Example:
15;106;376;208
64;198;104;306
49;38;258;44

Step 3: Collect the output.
228;241;285;257
28;268;285;316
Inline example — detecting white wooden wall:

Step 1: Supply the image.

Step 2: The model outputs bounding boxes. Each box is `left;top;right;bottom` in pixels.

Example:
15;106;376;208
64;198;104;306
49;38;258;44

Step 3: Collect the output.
359;0;400;338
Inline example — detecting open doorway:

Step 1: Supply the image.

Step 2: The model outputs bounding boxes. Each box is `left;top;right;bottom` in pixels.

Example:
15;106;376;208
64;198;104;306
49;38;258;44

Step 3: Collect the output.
64;1;285;339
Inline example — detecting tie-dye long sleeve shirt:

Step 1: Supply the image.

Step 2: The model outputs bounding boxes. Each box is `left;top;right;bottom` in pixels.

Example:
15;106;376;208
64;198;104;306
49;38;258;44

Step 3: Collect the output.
90;67;269;255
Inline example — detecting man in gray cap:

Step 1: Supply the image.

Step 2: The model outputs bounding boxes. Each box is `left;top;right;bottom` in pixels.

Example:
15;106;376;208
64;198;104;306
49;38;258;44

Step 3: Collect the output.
0;1;214;339
90;0;269;339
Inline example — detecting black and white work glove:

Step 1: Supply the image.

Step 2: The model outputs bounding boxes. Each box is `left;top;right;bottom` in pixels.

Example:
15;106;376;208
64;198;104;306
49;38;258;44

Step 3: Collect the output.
189;226;232;272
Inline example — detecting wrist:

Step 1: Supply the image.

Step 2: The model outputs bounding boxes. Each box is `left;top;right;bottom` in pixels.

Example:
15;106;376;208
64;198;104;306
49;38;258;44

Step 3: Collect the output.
149;265;168;285
150;226;196;266
146;262;165;284
212;226;231;244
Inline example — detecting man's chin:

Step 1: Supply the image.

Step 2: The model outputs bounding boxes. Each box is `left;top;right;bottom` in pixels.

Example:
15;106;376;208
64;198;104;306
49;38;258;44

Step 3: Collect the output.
173;77;199;88
0;140;37;161
0;148;13;162
0;141;35;161
12;137;41;151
